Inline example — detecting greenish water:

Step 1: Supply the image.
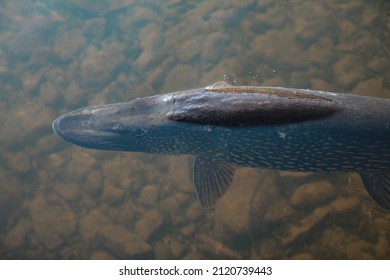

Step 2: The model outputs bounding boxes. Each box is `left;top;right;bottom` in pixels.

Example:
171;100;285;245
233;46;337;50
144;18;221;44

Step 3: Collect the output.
0;0;389;259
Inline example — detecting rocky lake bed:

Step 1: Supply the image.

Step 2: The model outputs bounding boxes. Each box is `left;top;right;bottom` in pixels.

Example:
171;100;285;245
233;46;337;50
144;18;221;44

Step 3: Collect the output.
0;0;389;259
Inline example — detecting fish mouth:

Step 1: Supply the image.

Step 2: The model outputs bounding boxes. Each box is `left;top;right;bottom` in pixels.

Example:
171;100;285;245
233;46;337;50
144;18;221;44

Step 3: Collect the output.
52;113;116;149
52;113;89;141
52;115;65;138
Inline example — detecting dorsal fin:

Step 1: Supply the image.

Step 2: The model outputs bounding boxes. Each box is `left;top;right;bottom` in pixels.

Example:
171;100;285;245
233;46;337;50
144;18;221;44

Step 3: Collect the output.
169;86;343;126
206;81;232;89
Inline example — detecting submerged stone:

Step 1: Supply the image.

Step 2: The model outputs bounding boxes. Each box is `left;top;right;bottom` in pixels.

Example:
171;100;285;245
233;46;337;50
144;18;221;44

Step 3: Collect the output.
97;225;152;259
289;181;337;210
135;209;165;240
29;195;77;250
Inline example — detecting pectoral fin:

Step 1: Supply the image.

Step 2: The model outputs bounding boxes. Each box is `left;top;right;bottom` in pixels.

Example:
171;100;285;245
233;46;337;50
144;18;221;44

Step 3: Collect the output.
360;172;390;210
193;157;236;208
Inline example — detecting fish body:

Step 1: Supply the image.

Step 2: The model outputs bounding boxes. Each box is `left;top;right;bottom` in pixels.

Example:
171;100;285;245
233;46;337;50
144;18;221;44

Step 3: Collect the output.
53;82;390;209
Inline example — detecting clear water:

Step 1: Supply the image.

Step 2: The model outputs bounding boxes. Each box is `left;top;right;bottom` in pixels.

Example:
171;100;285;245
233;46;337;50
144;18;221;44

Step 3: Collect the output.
0;0;389;259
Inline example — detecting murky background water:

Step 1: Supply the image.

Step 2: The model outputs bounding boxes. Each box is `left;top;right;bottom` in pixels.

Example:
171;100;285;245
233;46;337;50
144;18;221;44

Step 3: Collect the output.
0;0;389;259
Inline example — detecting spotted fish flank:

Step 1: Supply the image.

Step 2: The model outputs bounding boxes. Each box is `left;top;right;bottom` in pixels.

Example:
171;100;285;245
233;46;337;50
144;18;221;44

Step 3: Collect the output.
52;82;390;210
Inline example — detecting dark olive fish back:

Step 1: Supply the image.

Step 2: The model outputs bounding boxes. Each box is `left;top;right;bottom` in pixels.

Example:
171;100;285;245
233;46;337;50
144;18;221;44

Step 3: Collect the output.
169;87;343;126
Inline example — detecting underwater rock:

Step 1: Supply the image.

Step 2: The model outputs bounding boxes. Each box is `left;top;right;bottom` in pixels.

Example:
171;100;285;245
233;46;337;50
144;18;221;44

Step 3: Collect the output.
162;64;198;92
168;157;193;194
374;236;390;258
288;71;311;89
138;184;160;206
251;29;305;69
254;237;285;259
306;37;335;69
174;37;202;63
53;29;85;61
279;171;312;180
80;208;112;241
243;4;287;33
353;77;385;98
63;81;84;107
67;151;97;180
333;55;365;88
135;23;163;69
279;177;306;195
153;241;171;259
281;206;330;246
55;182;81;201
183;245;207;260
263;199;297;224
135;209;165;240
214;169;279;242
289;181;337;210
83;18;106;40
310;78;334;92
230;0;256;9
102;155;137;190
367;57;390;74
291;252;315;260
214;170;258;239
106;200;135;226
1;101;52;149
3;218;29;250
126;6;158;28
195;234;241;259
198;56;240;85
159;193;191;225
97;224;152;259
373;216;390;235
28;47;54;69
90;250;115;260
154;237;186;259
201;32;229;62
360;6;379;27
79;42;125;89
0;172;24;231
39;81;60;106
101;185;125;206
329;197;360;216
85;170;104;197
134;41;160;71
345;240;374;259
319;226;351;257
169;239;186;259
208;8;236;25
293;2;333;38
29;195;77;250
294;17;333;43
180;224;196;237
8;18;55;59
185;202;204;222
6;150;32;174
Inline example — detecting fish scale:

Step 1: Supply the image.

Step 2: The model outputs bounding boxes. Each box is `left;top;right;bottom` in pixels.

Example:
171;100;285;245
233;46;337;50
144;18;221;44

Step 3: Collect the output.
224;128;390;172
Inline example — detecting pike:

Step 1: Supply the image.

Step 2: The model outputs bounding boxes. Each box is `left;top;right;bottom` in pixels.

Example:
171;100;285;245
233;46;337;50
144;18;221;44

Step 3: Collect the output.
52;82;390;209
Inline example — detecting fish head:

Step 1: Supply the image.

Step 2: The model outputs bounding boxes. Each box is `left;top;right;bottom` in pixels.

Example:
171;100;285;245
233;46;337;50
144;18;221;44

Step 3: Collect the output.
52;94;186;153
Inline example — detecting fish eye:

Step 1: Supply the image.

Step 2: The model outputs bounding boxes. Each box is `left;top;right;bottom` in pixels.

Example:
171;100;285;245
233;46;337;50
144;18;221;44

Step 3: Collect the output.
130;128;147;137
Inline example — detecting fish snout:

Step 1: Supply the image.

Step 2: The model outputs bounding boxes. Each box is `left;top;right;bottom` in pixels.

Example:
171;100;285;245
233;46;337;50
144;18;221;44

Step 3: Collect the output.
52;112;94;142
